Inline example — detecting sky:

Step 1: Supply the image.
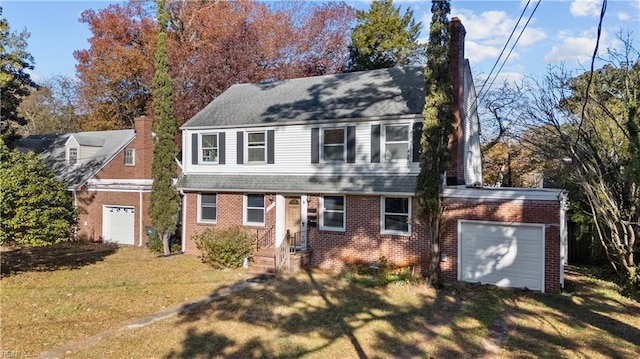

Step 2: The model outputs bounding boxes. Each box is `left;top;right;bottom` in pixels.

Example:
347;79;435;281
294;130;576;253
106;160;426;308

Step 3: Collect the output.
1;0;639;89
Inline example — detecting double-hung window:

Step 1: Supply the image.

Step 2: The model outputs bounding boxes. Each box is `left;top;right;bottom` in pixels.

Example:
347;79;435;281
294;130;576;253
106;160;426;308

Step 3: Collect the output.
384;125;410;161
244;194;265;226
201;134;218;163
381;197;411;235
321;195;345;231
68;148;78;165
198;193;217;222
247;131;266;163
323;128;345;162
124;148;135;166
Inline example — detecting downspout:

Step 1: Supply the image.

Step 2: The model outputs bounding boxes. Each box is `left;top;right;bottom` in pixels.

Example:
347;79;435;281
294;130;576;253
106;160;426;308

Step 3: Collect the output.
180;189;186;252
139;186;143;247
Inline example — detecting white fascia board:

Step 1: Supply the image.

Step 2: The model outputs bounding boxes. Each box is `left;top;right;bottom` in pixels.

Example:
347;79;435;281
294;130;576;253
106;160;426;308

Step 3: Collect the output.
88;179;153;186
177;186;415;197
180;114;423;131
443;187;564;201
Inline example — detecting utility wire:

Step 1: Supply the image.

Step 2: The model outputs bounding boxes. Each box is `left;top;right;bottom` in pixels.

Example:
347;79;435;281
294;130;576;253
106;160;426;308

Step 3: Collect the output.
479;0;542;101
476;0;532;100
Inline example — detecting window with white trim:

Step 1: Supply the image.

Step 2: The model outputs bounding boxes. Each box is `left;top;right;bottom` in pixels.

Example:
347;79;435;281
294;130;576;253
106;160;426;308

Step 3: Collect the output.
198;193;217;222
244;194;265;226
124;148;135;166
68;148;78;165
321;195;345;231
384;124;410;161
322;128;345;162
247;131;266;163
381;197;410;235
201;134;218;163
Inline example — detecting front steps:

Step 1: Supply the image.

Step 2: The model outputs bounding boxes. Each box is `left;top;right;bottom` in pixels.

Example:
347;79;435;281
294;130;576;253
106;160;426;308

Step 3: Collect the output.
249;248;276;276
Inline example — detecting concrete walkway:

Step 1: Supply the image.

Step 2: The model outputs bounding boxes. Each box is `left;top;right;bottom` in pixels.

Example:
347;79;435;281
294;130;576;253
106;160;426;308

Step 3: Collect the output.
37;277;270;359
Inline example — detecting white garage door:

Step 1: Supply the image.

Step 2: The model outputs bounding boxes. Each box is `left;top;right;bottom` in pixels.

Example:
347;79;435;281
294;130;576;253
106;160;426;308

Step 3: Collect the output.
459;221;544;292
102;206;135;245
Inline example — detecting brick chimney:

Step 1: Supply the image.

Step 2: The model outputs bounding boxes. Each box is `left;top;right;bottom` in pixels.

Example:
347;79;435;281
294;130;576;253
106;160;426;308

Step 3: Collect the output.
448;17;466;186
134;116;154;179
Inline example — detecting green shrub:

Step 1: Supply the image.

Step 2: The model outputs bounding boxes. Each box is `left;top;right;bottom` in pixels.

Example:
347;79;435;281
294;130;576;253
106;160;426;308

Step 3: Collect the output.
146;232;181;254
194;226;254;269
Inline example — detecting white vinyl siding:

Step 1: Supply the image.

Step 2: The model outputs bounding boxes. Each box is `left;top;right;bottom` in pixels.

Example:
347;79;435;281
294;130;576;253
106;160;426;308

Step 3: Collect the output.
182;118;422;175
320;196;345;231
244;194;265;226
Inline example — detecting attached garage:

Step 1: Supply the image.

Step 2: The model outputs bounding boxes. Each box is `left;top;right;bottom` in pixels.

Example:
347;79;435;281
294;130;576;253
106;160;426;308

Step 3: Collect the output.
102;205;135;245
458;220;545;292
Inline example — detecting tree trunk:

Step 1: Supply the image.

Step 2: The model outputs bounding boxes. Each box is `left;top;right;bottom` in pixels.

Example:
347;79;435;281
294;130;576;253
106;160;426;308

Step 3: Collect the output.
162;231;171;255
428;214;443;286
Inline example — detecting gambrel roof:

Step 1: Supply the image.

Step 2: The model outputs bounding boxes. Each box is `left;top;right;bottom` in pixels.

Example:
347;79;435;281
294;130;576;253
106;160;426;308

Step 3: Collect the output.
182;66;426;128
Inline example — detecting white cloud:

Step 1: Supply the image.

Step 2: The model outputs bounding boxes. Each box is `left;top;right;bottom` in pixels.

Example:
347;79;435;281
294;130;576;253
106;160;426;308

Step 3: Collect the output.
543;27;619;64
570;0;602;18
617;12;630;21
464;41;502;63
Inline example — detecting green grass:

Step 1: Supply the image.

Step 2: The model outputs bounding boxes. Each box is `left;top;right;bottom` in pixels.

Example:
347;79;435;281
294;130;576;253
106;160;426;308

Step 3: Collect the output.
2;244;639;358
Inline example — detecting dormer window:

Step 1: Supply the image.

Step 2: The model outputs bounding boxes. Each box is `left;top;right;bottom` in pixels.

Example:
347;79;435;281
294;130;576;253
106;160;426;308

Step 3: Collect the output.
124;148;135;166
68;148;78;165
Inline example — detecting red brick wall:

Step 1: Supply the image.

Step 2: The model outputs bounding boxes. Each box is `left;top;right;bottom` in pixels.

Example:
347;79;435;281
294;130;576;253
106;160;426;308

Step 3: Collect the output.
75;188;151;246
183;192;277;255
448;17;467;185
442;197;562;293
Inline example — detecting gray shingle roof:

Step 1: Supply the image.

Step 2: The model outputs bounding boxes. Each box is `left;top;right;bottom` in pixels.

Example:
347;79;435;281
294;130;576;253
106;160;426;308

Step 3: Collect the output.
15;129;135;189
182;66;426;128
175;174;417;195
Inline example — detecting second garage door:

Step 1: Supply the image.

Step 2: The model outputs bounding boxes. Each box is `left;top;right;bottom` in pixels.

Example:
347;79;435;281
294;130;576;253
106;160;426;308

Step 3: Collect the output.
459;221;544;292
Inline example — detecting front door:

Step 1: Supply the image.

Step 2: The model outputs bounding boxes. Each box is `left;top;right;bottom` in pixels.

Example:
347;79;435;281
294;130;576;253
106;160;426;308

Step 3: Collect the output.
285;197;302;248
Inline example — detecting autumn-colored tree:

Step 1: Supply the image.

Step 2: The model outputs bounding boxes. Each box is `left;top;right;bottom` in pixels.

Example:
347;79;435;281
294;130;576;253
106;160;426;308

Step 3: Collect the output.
150;0;179;255
75;0;354;129
415;0;453;286
0;6;37;144
74;1;157;130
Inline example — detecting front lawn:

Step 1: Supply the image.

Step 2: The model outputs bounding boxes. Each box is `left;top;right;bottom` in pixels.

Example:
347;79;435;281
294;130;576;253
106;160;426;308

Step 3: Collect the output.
0;243;247;356
1;243;639;358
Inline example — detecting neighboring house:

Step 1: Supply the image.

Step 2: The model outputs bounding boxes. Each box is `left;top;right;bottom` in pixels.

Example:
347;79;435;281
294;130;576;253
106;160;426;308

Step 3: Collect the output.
16;116;156;246
176;18;567;293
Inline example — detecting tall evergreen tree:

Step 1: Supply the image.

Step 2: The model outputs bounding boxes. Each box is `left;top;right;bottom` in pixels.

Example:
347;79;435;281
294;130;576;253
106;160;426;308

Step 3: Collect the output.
415;0;453;285
149;0;179;255
0;6;37;144
347;0;423;72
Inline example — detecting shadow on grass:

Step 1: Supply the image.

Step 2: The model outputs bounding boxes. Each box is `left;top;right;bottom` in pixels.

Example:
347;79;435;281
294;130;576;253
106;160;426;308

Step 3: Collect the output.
0;242;118;277
166;269;513;358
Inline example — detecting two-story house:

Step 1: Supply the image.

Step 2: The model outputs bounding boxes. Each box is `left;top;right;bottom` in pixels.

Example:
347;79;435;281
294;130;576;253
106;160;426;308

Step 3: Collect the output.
17;116;156;246
177;18;567;293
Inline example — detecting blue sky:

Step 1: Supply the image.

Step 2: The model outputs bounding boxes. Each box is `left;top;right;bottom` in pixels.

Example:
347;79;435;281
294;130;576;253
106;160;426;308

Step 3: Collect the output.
1;0;639;86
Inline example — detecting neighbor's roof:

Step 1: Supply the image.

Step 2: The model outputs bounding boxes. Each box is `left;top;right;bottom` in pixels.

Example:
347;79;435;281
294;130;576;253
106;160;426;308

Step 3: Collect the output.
176;173;417;195
182;66;426;129
15;129;135;189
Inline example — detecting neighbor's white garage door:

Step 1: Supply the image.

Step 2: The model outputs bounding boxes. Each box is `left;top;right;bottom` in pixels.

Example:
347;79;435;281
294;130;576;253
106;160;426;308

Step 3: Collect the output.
459;221;544;292
102;206;135;245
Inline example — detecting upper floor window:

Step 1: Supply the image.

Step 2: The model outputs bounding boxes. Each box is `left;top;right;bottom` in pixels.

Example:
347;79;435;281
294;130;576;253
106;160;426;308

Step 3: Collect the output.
323;128;345;162
198;193;217;222
68;148;78;165
381;196;411;235
201;134;218;163
384;125;410;161
244;194;265;226
247;131;266;163
321;195;345;231
124;148;135;166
